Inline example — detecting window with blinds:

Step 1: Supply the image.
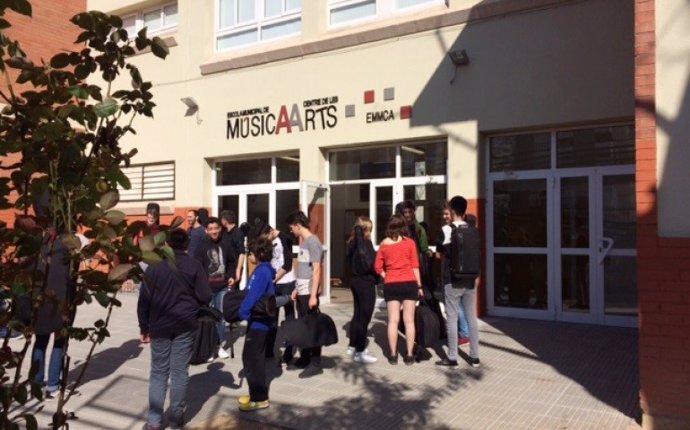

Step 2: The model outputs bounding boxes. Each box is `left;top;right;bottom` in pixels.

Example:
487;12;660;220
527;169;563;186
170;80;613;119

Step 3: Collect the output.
119;162;175;201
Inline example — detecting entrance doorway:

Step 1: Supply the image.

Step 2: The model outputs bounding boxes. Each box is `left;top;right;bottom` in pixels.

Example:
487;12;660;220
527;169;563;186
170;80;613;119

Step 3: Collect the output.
487;125;637;326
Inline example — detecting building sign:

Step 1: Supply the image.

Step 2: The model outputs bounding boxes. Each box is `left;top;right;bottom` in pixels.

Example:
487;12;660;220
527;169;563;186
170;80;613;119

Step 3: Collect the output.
226;96;339;140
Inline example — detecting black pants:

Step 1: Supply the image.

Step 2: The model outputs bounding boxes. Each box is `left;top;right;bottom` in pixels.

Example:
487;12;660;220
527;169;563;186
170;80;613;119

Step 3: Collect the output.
348;276;376;352
267;281;296;358
242;327;269;402
296;295;321;365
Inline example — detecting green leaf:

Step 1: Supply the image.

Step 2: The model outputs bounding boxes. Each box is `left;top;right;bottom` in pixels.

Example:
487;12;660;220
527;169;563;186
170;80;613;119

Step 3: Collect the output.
114;169;131;190
108;263;134;282
150;36;169;59
57;104;76;119
139;235;155;252
71;12;94;31
104;210;126;226
161;244;175;262
93;97;118;117
142;250;162;265
170;216;184;230
99;190;119;210
153;231;167;247
94;291;110;307
109;15;123;28
11;0;32;16
68;86;89;99
60;233;83;250
50;53;70;68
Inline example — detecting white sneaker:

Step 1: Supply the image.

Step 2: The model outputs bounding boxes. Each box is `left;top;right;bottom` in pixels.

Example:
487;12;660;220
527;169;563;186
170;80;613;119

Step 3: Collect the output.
353;351;377;364
346;346;355;357
217;348;230;359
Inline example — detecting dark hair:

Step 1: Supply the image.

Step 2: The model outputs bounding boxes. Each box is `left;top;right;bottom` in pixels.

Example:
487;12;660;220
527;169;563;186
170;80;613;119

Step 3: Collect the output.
146;202;160;219
168;228;189;250
220;209;236;224
197;208;209;227
394;202;405;216
206;216;221;227
449;196;467;217
402;200;416;211
385;215;408;240
187;209;198;217
285;210;309;229
259;224;274;237
464;213;477;228
247;237;274;263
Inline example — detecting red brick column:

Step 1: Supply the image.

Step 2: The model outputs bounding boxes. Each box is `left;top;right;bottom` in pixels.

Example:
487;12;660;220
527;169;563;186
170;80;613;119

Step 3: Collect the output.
636;1;690;429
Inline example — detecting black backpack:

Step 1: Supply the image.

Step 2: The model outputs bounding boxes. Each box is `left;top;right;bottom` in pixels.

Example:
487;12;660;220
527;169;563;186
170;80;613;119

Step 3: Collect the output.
189;311;221;365
449;224;481;281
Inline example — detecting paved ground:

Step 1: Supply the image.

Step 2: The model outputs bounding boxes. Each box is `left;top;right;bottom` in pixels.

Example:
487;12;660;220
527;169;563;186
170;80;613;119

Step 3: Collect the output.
15;292;641;430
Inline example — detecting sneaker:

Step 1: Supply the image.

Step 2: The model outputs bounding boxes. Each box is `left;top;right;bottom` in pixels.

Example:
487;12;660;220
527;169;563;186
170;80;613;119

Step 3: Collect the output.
238;395;251;406
387;354;399;365
353;351;377;364
207;355;215;363
298;364;323;379
239;400;270;412
435;358;459;367
217;348;230;359
403;355;415;366
469;357;481;368
458;336;470;347
44;390;58;401
346;346;355;356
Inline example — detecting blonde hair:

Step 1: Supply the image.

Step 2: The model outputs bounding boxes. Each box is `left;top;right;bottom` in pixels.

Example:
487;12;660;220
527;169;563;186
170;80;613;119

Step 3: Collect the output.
355;216;372;235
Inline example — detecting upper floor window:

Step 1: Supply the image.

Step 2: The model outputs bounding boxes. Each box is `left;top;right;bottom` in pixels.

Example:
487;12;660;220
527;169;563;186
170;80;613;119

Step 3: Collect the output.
121;2;178;37
216;0;302;52
329;0;443;27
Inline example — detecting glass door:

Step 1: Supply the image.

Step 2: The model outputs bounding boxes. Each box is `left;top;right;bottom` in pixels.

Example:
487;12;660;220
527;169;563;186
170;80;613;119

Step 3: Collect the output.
372;185;394;245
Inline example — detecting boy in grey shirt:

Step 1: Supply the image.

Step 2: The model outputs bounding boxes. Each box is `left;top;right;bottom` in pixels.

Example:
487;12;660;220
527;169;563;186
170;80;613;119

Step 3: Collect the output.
286;210;324;378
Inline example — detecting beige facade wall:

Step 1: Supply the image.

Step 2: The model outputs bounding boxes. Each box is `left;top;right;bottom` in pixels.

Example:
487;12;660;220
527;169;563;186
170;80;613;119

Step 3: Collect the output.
656;0;690;237
87;0;633;208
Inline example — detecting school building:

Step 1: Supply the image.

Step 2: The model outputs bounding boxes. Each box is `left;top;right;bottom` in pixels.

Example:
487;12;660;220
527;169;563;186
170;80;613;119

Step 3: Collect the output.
0;0;679;428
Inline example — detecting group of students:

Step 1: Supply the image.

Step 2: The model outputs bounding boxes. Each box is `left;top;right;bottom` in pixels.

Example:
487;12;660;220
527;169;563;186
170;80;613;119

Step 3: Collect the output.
137;207;325;429
137;196;480;430
346;196;480;368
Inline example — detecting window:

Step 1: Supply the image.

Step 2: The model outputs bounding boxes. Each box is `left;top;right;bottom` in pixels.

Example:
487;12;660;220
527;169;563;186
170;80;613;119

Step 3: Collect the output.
328;0;443;27
120;2;178;38
119;162;175;201
216;0;302;51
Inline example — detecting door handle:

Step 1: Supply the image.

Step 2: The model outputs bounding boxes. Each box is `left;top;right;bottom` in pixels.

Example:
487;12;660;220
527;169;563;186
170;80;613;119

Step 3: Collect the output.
598;237;614;264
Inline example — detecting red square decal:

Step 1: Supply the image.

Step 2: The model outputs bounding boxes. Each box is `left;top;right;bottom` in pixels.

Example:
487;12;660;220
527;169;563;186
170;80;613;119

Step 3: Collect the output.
400;105;412;119
364;90;375;104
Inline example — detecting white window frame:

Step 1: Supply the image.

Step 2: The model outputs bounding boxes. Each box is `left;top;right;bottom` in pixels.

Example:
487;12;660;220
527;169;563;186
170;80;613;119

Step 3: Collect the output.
118;161;175;202
120;1;178;38
328;0;445;29
215;0;302;52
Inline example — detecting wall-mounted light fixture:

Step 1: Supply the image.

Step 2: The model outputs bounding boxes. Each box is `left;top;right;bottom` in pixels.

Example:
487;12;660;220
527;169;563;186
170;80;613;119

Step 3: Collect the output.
448;49;470;84
448;49;470;66
181;97;202;124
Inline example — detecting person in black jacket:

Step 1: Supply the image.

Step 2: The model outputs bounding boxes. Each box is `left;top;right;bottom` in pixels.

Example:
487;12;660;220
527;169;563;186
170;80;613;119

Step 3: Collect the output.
220;210;246;286
346;216;378;364
138;228;212;430
194;217;238;360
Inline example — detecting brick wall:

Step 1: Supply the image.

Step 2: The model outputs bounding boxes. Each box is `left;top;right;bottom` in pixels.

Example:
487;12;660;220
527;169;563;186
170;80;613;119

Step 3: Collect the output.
635;1;690;429
0;0;86;227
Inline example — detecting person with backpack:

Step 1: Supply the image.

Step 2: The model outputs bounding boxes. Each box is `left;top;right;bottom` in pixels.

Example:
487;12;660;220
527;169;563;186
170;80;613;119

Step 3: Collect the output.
237;237;276;412
435;196;481;368
138;228;212;430
346;217;378;364
375;214;423;366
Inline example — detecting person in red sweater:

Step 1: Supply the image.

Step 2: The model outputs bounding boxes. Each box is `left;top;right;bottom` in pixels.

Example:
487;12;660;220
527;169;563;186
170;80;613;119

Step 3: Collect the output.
375;215;423;365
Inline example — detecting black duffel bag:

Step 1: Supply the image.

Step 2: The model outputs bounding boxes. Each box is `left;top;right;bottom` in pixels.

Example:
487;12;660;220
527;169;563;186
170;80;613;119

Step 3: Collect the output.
223;288;276;323
281;310;338;349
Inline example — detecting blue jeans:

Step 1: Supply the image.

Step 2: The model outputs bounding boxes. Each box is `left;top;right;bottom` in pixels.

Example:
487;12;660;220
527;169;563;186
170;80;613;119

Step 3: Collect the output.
148;329;195;428
211;289;227;346
32;334;64;392
458;300;469;338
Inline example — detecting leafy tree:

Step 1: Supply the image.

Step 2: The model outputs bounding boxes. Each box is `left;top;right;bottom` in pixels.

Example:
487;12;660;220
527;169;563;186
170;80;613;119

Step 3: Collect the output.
0;2;175;429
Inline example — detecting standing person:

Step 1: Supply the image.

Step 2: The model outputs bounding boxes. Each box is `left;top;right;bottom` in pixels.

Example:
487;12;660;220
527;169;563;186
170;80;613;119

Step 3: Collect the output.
286;210;324;378
375;215;423;366
438;206;470;347
220;210;246;286
346;216;378;364
259;225;296;363
400;200;434;292
186;209;205;258
138;228;212;430
435;196;481;367
194;217;237;360
237;238;276;412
